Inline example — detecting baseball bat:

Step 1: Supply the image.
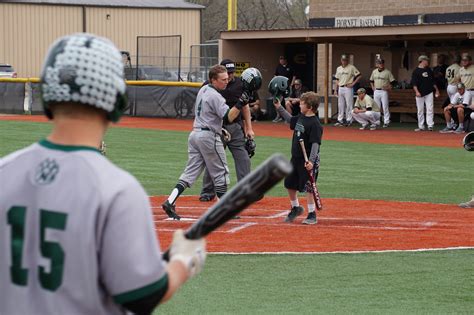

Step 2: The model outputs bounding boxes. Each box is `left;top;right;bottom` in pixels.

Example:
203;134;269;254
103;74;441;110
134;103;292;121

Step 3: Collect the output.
298;139;323;211
163;153;292;261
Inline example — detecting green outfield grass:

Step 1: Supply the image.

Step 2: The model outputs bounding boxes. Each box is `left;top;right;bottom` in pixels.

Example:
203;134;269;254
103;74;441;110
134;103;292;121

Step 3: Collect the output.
1;119;473;314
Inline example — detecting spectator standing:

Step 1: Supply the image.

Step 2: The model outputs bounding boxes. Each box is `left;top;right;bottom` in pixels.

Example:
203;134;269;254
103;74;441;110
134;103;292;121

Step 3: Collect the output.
411;55;440;131
370;59;396;128
273;55;296;122
352;88;381;130
433;54;448;91
334;54;361;126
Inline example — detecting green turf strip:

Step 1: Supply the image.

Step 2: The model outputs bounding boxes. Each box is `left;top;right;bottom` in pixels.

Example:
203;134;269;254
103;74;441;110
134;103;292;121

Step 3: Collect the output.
2;120;470;204
155;250;474;314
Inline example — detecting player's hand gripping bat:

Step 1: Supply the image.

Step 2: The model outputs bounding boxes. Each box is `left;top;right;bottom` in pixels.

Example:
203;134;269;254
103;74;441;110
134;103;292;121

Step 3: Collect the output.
298;139;323;211
163;153;292;260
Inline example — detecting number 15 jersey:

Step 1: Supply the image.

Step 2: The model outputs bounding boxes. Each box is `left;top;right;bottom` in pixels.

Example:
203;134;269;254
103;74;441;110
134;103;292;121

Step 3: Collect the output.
0;139;167;315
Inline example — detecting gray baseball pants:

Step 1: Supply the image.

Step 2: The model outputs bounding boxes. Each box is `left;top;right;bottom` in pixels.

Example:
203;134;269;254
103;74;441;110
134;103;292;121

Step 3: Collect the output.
200;122;250;197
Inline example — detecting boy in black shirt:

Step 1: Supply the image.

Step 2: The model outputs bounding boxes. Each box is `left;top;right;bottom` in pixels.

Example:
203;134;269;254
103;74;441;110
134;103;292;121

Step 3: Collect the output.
274;92;323;225
411;55;440;131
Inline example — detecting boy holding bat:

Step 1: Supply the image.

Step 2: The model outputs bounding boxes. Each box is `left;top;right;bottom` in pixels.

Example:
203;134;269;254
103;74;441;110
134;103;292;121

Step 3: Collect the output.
273;92;323;224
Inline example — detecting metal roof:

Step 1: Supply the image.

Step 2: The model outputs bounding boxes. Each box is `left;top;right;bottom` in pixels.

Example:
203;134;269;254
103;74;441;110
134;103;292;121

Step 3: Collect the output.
2;0;204;9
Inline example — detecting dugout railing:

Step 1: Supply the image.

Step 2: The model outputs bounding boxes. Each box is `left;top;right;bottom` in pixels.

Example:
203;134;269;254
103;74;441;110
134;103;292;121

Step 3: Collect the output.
0;78;201;119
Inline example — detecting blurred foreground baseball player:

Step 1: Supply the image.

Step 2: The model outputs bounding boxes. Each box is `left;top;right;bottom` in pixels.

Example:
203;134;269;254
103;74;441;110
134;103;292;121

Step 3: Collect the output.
0;33;205;315
162;64;249;220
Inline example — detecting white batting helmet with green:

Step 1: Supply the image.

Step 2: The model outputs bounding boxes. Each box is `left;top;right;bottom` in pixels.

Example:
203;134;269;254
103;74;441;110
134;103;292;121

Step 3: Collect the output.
40;33;127;122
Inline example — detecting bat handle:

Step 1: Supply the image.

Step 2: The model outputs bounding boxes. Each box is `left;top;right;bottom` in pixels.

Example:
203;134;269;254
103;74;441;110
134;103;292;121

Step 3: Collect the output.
299;139;309;163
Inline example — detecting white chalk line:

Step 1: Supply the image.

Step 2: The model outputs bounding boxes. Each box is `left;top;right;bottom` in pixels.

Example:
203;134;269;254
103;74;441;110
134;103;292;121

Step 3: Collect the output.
155;221;257;234
210;246;474;255
227;222;257;233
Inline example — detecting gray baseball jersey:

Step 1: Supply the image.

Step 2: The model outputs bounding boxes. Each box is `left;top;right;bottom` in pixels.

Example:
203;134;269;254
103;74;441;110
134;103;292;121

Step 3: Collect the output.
179;84;230;188
193;84;230;135
0;140;166;315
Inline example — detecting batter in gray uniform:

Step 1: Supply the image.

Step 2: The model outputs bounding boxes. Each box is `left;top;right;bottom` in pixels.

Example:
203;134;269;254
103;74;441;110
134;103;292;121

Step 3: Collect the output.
162;64;246;220
200;59;254;202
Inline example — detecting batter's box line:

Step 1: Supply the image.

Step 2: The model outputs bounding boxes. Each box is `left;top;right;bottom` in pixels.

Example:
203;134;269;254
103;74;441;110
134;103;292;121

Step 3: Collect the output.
155;222;257;234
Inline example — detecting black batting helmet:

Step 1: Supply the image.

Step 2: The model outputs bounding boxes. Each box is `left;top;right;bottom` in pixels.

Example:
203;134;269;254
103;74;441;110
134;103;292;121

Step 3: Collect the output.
463;132;474;151
240;67;262;92
268;76;290;98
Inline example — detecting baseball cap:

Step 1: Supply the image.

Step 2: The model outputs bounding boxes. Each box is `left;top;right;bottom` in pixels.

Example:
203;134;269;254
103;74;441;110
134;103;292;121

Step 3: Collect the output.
462;55;472;61
294;79;302;85
375;59;384;64
456;82;465;90
356;88;366;94
418;55;430;62
220;59;236;73
341;54;349;60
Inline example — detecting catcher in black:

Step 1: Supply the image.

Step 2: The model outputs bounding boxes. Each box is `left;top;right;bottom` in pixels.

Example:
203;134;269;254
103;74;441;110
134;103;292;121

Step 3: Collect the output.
273;89;323;225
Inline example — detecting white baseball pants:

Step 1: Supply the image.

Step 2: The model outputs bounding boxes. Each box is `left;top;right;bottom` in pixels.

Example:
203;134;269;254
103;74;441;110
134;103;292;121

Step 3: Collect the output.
352;111;381;126
447;84;458;104
337;86;353;122
374;89;390;124
415;92;434;129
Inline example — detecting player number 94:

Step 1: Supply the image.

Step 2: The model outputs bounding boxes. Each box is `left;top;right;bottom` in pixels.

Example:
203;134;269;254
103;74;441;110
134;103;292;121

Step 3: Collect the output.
6;206;68;291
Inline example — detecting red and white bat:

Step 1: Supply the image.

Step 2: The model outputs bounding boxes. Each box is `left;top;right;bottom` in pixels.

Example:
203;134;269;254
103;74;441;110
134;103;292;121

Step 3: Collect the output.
299;139;323;211
163;153;292;261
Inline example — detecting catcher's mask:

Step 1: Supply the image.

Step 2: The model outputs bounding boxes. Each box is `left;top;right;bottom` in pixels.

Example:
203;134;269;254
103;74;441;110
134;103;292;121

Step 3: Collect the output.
463;131;474;151
40;33;128;122
241;67;262;92
268;76;290;99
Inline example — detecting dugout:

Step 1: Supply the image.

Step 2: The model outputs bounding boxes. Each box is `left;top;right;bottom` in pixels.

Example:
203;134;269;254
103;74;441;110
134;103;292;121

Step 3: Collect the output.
220;11;474;123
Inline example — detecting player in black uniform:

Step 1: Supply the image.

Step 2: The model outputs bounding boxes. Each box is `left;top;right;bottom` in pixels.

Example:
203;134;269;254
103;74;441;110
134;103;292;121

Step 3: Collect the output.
199;59;255;202
273;91;323;225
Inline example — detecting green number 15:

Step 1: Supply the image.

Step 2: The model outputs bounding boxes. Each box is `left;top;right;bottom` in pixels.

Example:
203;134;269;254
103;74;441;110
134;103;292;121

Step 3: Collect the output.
7;206;68;291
